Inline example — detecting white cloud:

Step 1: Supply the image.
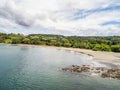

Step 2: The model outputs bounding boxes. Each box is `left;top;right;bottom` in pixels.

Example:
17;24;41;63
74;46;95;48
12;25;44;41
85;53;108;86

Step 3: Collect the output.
0;18;20;28
0;0;120;36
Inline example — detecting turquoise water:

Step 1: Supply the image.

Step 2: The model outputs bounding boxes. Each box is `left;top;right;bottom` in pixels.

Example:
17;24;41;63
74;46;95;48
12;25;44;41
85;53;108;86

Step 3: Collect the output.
0;45;120;90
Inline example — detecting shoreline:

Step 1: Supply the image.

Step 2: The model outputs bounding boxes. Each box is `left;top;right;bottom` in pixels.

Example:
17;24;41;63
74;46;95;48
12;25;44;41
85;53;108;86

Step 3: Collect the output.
10;44;120;61
1;43;120;62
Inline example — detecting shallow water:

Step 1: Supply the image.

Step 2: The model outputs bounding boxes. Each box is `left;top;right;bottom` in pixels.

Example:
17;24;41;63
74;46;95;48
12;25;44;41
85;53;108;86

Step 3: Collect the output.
0;44;120;90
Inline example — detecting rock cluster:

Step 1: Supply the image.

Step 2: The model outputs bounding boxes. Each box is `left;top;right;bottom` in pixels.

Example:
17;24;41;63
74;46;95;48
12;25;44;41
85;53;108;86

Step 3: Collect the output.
62;65;105;74
101;69;120;79
62;65;120;80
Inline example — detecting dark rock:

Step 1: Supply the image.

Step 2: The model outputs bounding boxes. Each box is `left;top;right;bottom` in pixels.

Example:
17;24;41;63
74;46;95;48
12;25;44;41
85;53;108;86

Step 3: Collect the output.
62;64;120;80
101;69;120;79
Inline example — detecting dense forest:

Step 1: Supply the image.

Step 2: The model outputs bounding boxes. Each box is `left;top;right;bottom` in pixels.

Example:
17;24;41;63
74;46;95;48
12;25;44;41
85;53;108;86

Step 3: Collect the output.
0;32;120;52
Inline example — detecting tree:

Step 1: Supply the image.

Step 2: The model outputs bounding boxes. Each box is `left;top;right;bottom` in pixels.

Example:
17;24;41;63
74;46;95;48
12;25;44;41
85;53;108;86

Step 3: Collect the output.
11;37;21;44
30;36;40;45
5;39;12;44
63;42;72;47
92;44;111;51
22;38;30;44
111;45;120;52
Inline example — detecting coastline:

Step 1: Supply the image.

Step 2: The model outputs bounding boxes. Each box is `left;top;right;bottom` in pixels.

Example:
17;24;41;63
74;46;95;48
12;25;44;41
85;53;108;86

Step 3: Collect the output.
12;44;120;61
2;43;120;77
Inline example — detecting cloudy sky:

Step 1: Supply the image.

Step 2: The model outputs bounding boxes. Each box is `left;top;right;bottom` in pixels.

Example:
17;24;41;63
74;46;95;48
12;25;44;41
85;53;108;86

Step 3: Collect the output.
0;0;120;36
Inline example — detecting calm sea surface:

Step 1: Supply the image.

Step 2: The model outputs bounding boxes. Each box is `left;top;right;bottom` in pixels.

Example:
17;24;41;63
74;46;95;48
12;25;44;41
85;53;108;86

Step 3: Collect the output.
0;44;120;90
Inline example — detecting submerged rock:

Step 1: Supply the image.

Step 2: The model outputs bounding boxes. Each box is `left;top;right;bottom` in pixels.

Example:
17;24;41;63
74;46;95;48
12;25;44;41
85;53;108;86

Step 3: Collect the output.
62;65;106;74
62;65;81;72
101;69;120;79
62;65;120;80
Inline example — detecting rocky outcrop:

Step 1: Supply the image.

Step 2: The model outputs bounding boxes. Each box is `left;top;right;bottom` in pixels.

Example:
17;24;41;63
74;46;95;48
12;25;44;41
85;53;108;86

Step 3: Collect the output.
101;69;120;79
62;65;120;80
62;65;106;74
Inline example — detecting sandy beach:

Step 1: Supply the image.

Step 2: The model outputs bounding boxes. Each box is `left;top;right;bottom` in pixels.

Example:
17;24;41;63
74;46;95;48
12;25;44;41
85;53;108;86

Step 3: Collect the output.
15;44;120;61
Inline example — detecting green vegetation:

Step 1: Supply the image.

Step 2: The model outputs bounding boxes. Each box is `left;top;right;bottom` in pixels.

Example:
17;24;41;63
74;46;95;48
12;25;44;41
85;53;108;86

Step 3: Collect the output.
92;44;111;51
0;32;120;52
